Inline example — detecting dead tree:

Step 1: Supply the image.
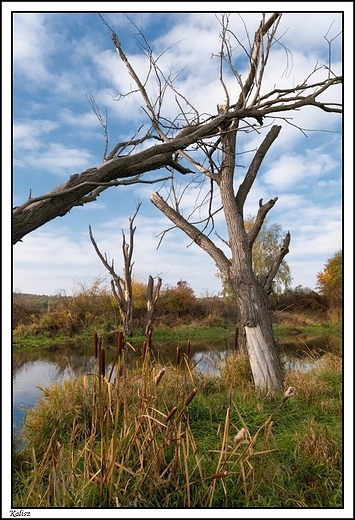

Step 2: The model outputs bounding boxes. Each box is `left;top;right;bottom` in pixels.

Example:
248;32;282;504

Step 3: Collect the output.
144;275;162;336
13;13;342;390
126;13;340;390
89;205;162;337
89;206;141;337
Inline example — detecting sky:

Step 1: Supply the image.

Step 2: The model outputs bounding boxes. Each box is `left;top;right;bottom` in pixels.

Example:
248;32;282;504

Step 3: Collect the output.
8;7;347;299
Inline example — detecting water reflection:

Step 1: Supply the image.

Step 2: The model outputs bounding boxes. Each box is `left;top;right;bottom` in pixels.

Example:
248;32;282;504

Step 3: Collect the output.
13;335;341;432
276;335;341;372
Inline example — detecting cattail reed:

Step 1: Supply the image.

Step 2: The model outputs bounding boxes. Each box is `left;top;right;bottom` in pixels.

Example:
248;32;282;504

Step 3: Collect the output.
234;326;239;351
209;471;228;480
186;339;191;357
117;331;124;356
142;341;147;362
93;332;98;358
146;330;152;350
184;388;197;407
165;406;178;423
154;368;166;386
99;347;106;378
176;346;181;366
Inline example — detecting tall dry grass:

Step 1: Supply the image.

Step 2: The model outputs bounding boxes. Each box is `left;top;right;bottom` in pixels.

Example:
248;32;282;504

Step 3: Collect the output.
13;333;342;507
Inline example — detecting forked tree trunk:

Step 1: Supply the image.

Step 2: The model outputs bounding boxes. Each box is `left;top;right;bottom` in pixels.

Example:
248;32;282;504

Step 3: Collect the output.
144;275;162;336
89;209;162;338
152;122;285;391
217;119;283;391
151;189;284;391
89;223;135;337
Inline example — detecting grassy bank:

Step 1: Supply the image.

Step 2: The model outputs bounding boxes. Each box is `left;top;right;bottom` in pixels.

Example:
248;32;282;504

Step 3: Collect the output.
12;331;93;351
13;344;342;508
13;317;342;352
272;312;342;339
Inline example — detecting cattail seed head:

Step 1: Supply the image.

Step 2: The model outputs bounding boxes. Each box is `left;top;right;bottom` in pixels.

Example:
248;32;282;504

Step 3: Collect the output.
165;406;178;423
210;471;228;480
93;332;98;358
99;347;105;378
154;368;166;386
184;388;197;407
186;339;191;357
234;427;247;444
142;341;147;361
176;347;181;365
282;386;295;403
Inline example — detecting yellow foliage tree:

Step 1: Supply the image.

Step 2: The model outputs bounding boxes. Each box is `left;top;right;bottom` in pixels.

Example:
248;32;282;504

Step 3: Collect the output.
316;250;342;317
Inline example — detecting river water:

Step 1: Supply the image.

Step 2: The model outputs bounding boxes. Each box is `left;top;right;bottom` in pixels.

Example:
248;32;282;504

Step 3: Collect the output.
12;335;341;433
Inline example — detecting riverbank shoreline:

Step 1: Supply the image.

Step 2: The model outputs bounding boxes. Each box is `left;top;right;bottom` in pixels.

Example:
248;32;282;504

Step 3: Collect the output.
13;319;342;352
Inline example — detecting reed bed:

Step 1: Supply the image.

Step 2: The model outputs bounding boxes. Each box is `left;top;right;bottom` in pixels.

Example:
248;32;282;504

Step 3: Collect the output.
13;333;342;508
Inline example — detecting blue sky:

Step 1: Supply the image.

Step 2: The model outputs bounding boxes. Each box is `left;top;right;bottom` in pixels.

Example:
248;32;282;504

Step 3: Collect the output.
9;8;346;298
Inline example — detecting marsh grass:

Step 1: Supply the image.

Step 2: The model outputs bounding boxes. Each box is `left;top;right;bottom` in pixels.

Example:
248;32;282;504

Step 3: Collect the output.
13;336;342;508
13;317;341;352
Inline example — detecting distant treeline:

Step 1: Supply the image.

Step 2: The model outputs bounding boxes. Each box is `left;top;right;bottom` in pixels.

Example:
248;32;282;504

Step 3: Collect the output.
13;281;339;337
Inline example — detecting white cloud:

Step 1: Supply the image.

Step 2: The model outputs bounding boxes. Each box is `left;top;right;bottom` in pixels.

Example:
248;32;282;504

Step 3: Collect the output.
18;143;97;177
262;147;338;190
13;119;59;151
13;13;55;83
60;108;98;129
13;219;224;297
278;13;342;59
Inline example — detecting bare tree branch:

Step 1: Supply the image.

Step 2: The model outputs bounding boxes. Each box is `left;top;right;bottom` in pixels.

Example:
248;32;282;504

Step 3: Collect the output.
151;192;231;275
236;13;281;108
236;125;281;208
247;198;279;247
260;231;291;294
86;93;109;161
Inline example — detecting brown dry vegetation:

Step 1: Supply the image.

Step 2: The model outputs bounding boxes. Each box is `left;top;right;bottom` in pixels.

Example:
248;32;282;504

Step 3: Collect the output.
13;280;340;342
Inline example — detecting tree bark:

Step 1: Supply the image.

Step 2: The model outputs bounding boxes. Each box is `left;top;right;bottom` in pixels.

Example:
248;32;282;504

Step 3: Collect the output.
144;275;162;336
89;208;138;337
218;121;283;390
12;111;236;245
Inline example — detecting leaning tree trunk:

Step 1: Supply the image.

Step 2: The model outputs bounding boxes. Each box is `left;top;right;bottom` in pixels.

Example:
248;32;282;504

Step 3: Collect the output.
218;118;283;391
231;266;283;390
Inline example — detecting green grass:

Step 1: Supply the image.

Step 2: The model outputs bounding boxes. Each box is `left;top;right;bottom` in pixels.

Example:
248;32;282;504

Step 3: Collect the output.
12;324;234;352
273;321;342;338
13;318;341;352
13;348;342;508
13;331;94;351
133;324;232;345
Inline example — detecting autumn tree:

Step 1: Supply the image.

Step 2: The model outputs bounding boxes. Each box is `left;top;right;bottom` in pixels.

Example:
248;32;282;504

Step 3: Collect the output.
12;13;342;390
158;281;196;317
219;217;292;300
316;250;342;317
